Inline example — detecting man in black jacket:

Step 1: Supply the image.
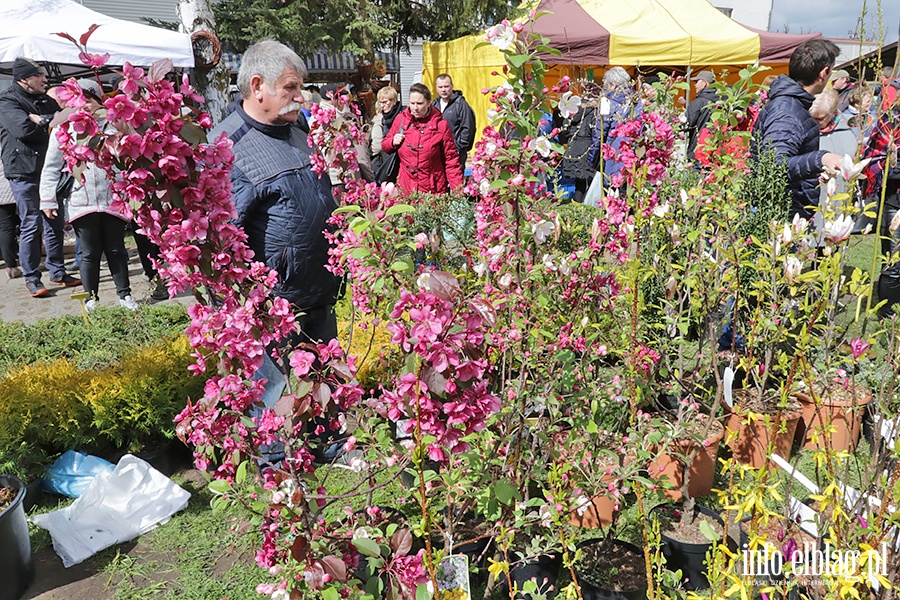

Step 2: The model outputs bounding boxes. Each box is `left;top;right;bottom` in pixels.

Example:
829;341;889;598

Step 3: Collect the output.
684;70;719;162
751;40;844;220
0;57;78;298
434;74;476;170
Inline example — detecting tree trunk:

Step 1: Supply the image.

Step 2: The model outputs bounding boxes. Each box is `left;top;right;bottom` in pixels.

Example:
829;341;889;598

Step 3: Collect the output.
178;0;230;127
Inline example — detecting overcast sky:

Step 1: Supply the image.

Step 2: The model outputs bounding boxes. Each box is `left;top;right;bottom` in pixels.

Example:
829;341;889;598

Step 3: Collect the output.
771;0;900;42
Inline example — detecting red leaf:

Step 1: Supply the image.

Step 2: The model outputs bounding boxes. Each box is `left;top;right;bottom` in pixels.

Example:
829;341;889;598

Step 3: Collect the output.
428;270;461;302
274;394;295;418
148;58;174;83
320;555;348;582
420;365;447;395
79;24;101;47
290;536;309;562
53;32;78;44
390;528;413;556
313;383;332;409
469;297;497;327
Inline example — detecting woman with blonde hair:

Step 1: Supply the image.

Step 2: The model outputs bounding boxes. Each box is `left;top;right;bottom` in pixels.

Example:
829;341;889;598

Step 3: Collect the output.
370;85;403;183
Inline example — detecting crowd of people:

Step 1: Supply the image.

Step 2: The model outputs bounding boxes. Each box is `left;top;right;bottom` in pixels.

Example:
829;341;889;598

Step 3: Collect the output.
1;38;899;321
0;58;167;306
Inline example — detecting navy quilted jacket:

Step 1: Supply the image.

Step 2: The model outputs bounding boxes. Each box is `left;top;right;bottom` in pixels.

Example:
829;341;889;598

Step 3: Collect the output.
210;106;340;312
751;75;826;219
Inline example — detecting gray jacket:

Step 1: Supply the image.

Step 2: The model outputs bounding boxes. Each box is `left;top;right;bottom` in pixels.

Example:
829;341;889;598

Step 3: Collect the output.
38;130;125;223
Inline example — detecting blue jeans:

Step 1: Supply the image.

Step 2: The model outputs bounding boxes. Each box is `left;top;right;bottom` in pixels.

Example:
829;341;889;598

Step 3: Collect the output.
9;178;66;283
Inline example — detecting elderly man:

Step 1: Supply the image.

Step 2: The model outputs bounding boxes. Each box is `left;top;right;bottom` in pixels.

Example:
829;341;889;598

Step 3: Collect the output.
751;39;844;221
433;74;475;170
209;40;340;344
0;57;79;297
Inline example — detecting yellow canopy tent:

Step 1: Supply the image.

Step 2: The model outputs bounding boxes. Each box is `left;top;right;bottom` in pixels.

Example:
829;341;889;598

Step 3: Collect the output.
422;0;820;142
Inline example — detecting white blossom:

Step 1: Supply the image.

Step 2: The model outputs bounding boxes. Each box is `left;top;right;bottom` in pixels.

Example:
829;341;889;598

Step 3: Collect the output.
558;91;581;119
839;155;871;181
784;256;802;283
532;219;555;244
791;213;809;235
822;214;854;245
485;21;515;50
528;136;552;157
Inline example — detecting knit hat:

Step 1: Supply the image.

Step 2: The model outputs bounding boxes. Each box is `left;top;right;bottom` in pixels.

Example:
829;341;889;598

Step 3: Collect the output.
12;57;41;81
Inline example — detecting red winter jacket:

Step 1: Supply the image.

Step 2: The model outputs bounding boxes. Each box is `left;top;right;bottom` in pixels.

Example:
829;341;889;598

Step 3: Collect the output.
382;106;464;194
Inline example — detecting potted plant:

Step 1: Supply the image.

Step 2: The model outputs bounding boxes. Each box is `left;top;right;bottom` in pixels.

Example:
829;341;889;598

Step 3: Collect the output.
574;537;648;600
794;375;873;451
0;474;34;600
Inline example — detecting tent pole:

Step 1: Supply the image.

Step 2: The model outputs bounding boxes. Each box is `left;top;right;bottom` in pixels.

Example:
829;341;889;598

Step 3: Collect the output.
684;65;693;162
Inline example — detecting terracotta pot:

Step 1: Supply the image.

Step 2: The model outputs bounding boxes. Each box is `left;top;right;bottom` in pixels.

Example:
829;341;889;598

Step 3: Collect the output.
795;387;872;452
725;405;802;468
569;472;618;528
651;418;724;500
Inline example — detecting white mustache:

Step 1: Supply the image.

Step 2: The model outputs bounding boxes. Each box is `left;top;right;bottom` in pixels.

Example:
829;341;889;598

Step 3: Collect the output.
279;102;303;115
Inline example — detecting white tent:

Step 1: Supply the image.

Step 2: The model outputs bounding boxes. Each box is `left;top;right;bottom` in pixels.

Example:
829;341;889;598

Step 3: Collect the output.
0;0;194;69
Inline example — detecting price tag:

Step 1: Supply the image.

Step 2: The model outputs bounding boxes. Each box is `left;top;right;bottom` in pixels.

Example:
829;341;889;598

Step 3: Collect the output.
723;364;734;408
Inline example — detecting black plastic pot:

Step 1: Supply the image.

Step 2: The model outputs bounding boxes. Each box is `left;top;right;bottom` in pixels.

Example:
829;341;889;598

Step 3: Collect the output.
574;538;647;600
134;439;193;477
496;551;562;599
656;505;723;590
23;478;43;512
0;475;34;600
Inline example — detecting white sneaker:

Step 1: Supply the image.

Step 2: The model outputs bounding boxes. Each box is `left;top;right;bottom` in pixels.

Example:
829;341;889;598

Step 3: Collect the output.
84;298;98;312
119;295;138;311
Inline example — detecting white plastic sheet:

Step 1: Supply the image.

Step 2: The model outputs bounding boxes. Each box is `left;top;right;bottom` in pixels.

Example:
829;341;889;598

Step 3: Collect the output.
31;455;191;567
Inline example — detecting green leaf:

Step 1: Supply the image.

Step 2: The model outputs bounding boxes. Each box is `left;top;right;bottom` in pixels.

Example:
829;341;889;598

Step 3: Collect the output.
333;205;362;214
386;204;415;216
208;479;230;495
699;519;721;542
416;583;431;600
508;54;529;69
390;259;413;273
535;45;562;56
494;479;519;505
235;460;248;484
323;588;340;600
353;538;383;557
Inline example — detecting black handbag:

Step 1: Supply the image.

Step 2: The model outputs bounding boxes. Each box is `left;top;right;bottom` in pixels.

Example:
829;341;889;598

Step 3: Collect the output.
56;172;75;201
374;151;400;184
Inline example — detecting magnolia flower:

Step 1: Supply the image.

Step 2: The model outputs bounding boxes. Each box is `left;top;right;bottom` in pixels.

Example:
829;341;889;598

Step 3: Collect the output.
825;176;838;197
558;91;581;119
664;276;677;300
850;337;871;360
791;213;809;235
528;136;552;157
781;223;792;245
822;214;854;245
679;188;689;205
784;256;802;283
839;154;871;181
532;219;555;244
652;200;670;219
485;21;515;50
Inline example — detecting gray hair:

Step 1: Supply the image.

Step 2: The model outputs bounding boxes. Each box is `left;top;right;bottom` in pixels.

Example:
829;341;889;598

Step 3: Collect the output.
603;66;631;89
237;40;308;97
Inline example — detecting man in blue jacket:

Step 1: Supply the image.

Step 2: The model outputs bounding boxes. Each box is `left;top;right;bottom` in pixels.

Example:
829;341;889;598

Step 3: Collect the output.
752;39;844;220
209;40;340;345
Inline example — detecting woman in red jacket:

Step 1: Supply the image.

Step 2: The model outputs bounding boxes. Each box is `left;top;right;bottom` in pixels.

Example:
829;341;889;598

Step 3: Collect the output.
382;83;464;194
